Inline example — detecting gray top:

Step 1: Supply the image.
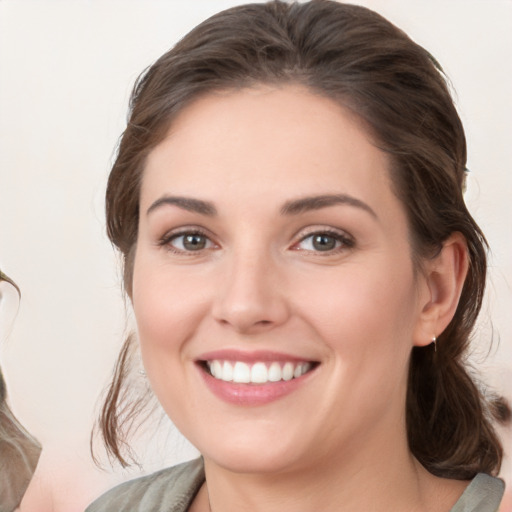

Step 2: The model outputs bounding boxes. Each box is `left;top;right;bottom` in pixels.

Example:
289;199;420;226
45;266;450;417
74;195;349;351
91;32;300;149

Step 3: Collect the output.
450;473;504;512
85;459;205;512
85;459;504;512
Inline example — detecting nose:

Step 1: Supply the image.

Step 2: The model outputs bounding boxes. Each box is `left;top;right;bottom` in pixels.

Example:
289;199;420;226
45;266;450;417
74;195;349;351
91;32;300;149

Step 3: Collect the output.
211;250;290;334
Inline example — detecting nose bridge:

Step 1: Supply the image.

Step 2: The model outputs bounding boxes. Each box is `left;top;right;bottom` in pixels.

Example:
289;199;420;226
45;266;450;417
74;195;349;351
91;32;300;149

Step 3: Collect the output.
229;245;271;299
212;237;288;332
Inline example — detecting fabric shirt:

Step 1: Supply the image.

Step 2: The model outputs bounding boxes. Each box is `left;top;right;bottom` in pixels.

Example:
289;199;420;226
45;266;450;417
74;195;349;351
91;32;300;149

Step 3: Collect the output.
85;458;505;512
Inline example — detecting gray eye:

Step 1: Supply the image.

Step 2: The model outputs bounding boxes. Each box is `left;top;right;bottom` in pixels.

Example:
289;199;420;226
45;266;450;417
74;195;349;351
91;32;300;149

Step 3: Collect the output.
296;233;342;252
311;234;338;251
183;234;207;250
171;233;212;251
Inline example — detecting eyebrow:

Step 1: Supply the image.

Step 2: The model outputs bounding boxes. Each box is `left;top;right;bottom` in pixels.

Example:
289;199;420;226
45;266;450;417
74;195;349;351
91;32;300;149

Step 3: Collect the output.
280;194;377;219
147;196;217;216
146;193;377;219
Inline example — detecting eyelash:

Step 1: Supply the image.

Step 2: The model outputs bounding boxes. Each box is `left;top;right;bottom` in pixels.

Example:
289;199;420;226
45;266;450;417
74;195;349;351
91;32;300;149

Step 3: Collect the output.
158;228;215;255
158;227;354;255
293;228;355;255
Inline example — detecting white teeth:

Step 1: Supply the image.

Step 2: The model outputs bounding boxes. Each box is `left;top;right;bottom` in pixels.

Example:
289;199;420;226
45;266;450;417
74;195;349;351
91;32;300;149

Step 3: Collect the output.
221;361;233;381
233;362;251;383
268;362;282;382
294;363;311;378
211;360;222;379
251;362;268;383
207;360;313;384
282;362;294;381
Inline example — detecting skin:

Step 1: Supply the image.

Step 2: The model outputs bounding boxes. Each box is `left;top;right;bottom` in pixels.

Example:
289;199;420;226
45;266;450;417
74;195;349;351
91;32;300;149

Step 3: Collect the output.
132;85;469;511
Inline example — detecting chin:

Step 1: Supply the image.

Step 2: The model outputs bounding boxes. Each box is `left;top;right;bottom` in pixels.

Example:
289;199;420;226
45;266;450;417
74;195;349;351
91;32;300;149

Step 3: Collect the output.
205;447;302;475
195;429;306;475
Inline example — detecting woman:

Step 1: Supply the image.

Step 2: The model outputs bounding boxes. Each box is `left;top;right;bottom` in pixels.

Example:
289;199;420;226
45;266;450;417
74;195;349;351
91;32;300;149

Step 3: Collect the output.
87;1;509;510
0;271;41;512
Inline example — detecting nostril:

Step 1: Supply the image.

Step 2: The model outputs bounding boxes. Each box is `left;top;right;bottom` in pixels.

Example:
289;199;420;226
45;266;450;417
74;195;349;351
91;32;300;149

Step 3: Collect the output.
215;316;275;333
212;287;290;332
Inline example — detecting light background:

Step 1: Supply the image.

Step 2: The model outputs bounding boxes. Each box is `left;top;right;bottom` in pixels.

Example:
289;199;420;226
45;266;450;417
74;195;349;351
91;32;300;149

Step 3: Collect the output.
0;1;511;510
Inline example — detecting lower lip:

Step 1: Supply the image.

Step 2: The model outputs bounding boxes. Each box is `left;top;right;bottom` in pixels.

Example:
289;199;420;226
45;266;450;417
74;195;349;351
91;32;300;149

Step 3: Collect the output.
198;365;314;406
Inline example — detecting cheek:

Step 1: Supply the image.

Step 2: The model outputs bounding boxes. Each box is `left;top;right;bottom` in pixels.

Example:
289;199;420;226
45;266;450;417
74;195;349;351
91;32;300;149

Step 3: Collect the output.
304;264;418;415
295;260;419;361
131;255;209;365
131;259;212;419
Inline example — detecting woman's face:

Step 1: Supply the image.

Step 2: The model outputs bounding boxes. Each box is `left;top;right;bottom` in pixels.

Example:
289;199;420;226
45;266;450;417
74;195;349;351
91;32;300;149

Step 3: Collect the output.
133;86;431;474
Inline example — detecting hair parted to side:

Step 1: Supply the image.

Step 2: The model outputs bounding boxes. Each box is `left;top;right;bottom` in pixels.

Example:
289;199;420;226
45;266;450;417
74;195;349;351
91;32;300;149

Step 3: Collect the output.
96;0;510;474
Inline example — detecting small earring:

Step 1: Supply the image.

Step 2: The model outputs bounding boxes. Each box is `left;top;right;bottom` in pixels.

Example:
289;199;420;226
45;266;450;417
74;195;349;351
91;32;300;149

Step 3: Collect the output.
138;369;146;376
431;336;437;352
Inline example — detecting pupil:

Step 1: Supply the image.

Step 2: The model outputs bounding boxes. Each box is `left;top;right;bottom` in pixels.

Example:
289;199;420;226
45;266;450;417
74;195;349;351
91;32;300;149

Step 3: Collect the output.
184;234;206;250
313;234;336;251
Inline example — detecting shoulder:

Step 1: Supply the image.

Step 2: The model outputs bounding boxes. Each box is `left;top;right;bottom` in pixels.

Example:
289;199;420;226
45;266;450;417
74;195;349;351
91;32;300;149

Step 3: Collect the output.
450;473;505;512
85;458;205;512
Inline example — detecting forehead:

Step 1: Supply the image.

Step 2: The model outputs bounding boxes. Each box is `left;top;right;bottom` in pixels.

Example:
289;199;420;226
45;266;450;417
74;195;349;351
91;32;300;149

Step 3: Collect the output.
141;85;398;218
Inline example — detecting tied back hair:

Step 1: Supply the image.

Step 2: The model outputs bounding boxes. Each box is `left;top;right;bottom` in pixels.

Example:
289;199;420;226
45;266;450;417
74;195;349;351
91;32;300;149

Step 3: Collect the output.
95;0;510;475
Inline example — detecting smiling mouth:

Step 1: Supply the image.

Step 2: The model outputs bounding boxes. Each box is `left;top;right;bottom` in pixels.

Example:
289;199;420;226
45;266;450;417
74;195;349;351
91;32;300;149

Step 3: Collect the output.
203;360;316;384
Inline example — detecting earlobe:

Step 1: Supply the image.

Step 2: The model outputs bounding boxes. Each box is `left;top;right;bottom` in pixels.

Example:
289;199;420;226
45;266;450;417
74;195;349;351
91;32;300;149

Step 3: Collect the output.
413;233;469;347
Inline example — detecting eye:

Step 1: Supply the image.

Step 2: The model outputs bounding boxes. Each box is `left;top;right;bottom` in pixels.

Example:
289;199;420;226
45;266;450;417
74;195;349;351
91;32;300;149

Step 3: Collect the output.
165;231;215;252
294;230;353;253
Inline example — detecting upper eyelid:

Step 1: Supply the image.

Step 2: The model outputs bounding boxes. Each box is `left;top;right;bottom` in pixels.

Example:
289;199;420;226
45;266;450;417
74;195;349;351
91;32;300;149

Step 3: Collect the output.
291;227;355;252
159;225;213;241
159;229;218;255
293;225;354;241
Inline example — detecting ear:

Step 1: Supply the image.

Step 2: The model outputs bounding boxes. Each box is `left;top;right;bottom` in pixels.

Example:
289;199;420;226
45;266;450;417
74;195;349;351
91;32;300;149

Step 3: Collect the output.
412;232;469;347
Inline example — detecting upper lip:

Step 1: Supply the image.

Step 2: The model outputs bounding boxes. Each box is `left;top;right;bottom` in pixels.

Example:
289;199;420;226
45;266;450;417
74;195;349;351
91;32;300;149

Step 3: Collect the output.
196;349;318;364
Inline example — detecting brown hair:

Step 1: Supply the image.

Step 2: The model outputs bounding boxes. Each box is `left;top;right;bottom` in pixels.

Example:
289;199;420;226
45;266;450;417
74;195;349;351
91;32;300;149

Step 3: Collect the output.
0;271;42;509
96;0;510;476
